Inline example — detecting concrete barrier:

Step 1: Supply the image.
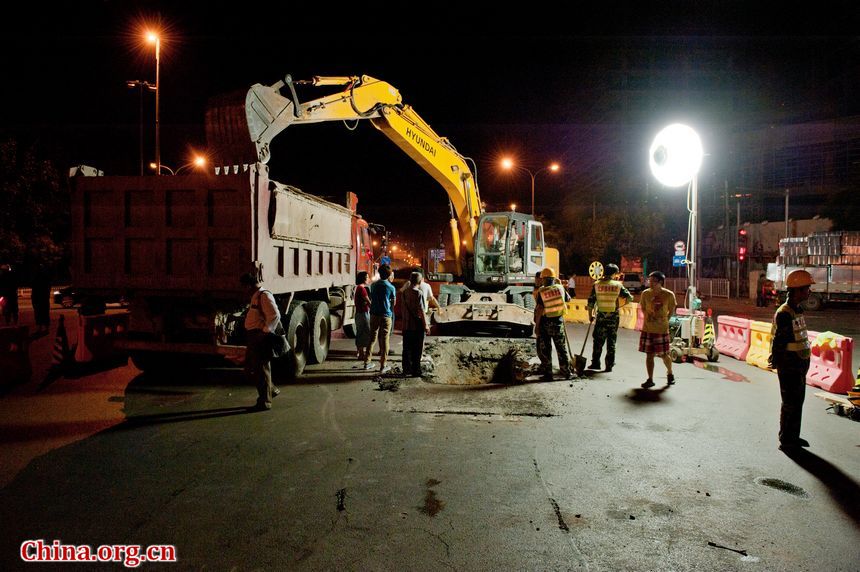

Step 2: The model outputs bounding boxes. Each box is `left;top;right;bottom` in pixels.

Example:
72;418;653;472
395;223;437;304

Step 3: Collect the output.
75;313;130;363
746;320;774;371
715;315;752;361
0;325;31;385
806;332;855;394
563;299;590;324
618;302;639;330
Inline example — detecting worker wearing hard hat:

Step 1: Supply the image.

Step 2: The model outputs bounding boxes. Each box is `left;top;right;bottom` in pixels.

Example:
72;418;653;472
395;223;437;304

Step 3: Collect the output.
535;267;573;380
586;263;633;372
768;269;814;453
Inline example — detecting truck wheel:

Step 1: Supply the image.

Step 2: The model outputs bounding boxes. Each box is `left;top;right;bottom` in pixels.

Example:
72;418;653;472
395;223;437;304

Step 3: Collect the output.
282;303;309;379
522;292;536;310
802;293;822;311
305;301;331;365
669;347;683;363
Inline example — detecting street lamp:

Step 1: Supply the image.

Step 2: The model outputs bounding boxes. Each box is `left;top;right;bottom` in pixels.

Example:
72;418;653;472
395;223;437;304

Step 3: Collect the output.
146;32;161;176
510;202;517;212
649;123;703;311
126;80;156;175
149;156;207;175
500;158;560;216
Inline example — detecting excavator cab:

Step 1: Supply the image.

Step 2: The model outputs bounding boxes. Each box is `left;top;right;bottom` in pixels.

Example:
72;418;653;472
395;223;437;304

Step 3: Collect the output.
473;212;544;287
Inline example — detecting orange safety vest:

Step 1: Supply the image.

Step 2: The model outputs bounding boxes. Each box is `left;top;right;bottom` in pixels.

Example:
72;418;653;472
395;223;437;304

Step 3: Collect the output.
539;284;566;318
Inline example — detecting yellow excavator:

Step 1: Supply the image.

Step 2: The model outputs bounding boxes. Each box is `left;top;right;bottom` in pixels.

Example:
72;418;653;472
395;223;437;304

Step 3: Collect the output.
206;74;558;335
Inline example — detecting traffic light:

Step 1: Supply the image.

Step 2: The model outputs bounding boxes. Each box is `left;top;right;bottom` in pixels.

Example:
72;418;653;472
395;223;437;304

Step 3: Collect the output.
738;228;748;262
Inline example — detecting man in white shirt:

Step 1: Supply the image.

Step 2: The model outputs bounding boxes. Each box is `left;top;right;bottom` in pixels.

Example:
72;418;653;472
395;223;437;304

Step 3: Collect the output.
241;272;282;411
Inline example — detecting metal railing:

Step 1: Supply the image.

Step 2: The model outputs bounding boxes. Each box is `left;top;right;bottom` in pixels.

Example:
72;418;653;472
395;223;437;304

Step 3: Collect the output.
664;278;730;298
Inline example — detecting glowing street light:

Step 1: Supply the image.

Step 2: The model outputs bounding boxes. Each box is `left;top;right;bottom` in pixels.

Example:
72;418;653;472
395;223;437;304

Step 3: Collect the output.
149;156;207;175
146;31;161;175
510;202;517;212
500;158;560;216
649;123;703;310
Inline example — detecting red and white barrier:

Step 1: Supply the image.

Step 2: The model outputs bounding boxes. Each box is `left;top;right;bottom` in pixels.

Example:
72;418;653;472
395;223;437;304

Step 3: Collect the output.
75;313;129;363
715;315;752;361
806;331;855;394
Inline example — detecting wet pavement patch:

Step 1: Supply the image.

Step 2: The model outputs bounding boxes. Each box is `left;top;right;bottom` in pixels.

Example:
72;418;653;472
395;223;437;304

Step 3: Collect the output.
419;480;445;517
755;477;810;498
695;361;750;383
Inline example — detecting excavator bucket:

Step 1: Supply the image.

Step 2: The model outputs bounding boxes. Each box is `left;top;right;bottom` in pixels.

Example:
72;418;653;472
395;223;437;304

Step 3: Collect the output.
204;89;258;166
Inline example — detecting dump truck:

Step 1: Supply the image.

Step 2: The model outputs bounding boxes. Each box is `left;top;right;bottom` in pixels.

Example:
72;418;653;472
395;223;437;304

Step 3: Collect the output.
767;231;860;310
70;169;376;376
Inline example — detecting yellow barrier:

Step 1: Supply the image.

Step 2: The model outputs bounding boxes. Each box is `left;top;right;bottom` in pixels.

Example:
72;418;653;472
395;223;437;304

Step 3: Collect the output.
746;320;774;371
618;302;639;330
564;299;590;324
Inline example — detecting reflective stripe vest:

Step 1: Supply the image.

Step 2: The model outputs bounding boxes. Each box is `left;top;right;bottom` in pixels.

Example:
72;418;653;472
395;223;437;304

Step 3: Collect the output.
539;284;566;318
771;302;811;359
594;280;623;313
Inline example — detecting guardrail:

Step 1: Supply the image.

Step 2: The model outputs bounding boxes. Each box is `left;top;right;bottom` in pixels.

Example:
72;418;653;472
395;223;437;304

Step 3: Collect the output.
664;278;730;298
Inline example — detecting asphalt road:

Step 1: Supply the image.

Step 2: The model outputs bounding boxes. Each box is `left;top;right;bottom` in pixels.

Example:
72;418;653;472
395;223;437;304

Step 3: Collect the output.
0;301;858;571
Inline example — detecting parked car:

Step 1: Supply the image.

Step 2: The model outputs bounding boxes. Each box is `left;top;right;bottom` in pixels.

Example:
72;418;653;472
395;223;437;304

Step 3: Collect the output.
53;286;128;309
621;273;644;292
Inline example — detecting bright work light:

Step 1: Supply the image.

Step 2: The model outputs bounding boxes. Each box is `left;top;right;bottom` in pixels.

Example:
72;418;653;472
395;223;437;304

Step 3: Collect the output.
648;123;703;187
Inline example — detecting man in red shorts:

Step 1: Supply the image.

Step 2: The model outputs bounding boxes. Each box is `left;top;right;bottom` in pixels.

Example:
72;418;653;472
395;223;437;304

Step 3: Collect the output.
638;271;676;388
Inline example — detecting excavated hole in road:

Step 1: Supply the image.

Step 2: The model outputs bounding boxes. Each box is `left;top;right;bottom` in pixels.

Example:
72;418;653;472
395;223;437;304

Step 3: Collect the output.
422;337;538;385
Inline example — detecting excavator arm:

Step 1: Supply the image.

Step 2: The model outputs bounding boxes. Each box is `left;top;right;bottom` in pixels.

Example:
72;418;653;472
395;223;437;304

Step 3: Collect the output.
232;74;483;274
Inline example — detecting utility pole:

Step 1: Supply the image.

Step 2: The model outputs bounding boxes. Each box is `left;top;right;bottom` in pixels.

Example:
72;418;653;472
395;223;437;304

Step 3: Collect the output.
736;200;741;298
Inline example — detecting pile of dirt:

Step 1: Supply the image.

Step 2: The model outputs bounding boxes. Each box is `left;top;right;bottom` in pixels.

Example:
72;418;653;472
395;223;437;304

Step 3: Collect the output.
422;337;537;385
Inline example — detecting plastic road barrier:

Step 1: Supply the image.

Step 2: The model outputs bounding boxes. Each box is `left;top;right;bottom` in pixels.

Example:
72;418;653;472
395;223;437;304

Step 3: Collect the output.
806;331;855;394
618;302;639;330
745;320;774;371
714;315;752;361
75;313;130;363
0;326;31;385
564;299;591;324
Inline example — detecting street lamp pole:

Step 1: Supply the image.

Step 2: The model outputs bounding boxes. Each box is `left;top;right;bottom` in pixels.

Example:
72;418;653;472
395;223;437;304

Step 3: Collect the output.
147;32;161;176
126;80;155;176
500;159;560;216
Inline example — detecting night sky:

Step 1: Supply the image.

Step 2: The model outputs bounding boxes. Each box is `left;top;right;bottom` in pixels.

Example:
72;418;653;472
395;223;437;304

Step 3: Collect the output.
3;1;858;253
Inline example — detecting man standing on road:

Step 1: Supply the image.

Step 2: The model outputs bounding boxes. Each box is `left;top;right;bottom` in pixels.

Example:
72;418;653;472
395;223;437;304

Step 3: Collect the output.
368;264;396;373
401;272;430;377
768;269;814;453
639;271;676;388
535;267;573;381
587;263;633;372
241;273;281;412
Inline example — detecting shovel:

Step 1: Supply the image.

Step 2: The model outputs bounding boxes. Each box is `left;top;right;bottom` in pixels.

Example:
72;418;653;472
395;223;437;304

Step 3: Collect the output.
573;312;594;376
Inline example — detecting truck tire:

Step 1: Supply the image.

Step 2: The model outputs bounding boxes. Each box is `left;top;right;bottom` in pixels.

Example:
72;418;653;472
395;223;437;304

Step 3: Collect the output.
282;303;309;379
305;301;331;365
802;293;822;311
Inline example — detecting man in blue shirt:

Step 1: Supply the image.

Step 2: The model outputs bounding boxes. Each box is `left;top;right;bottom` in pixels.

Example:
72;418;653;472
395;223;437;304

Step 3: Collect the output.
368;264;396;373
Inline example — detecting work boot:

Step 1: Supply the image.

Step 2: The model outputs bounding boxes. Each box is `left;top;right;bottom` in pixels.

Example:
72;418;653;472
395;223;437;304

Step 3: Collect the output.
541;370;554;382
667;373;675;385
641;379;655;389
588;362;600;370
604;363;614;373
560;369;573;380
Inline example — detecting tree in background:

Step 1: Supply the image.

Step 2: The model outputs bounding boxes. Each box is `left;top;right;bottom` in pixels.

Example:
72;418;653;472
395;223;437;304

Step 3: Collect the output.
0;138;69;282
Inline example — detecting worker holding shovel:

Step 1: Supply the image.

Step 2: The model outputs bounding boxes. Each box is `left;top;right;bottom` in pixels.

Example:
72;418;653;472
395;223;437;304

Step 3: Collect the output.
535;267;574;381
586;263;633;372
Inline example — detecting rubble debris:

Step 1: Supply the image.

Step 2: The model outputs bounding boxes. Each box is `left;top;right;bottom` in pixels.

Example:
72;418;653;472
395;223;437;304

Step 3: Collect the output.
336;488;346;512
422;337;538;385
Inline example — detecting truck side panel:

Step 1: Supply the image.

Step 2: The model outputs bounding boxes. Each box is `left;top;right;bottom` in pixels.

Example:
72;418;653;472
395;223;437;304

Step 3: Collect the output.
72;172;253;295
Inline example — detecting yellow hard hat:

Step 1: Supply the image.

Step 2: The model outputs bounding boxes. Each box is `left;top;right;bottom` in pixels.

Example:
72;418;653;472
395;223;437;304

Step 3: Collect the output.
786;269;815;288
540;267;556;278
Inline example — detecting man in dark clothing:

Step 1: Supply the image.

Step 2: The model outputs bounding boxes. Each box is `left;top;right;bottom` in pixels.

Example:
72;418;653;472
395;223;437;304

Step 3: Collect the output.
768;269;814;452
0;264;19;326
401;272;430;377
368;264;396;373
